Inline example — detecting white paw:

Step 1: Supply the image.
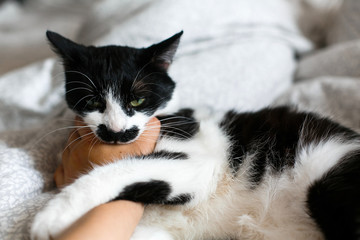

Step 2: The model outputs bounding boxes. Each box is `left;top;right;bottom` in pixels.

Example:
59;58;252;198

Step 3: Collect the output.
30;194;81;240
131;226;174;240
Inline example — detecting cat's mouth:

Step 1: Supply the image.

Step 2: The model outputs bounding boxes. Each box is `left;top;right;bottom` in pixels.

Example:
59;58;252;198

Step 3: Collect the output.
95;124;140;144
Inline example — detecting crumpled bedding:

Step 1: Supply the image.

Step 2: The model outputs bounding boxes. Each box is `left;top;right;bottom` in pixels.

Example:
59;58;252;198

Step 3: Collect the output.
0;0;359;239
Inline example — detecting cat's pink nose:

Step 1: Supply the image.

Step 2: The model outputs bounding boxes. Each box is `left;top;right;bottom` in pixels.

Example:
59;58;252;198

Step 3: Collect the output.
108;125;124;133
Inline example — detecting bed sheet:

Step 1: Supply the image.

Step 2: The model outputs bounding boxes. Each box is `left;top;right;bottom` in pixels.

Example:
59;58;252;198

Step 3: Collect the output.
0;0;359;239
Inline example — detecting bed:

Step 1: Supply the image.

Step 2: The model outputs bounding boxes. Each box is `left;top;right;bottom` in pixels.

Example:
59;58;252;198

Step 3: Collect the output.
0;0;359;239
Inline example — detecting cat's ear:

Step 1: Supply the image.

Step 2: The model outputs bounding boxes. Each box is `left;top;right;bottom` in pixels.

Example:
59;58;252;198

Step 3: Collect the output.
46;31;86;62
146;31;183;71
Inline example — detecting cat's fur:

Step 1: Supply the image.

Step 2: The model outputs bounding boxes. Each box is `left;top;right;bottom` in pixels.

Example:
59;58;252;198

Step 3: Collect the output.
31;31;360;240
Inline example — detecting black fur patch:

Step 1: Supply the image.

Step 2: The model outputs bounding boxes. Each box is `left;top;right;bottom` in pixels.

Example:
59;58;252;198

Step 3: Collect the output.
300;115;359;144
307;150;360;240
114;180;192;205
145;151;188;160
220;106;358;184
157;108;200;140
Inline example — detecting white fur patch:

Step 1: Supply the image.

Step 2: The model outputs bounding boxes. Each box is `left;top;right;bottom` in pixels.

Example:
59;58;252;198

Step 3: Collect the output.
104;93;127;132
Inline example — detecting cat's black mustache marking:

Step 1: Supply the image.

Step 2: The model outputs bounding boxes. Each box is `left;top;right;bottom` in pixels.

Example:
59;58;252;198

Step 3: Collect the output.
96;124;140;144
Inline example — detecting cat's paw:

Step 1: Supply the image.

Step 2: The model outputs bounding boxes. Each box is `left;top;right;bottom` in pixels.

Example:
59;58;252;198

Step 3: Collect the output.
131;226;174;240
30;195;79;240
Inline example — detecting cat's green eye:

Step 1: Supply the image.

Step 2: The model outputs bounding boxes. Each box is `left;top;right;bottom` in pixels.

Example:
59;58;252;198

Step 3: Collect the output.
130;98;145;107
87;99;103;109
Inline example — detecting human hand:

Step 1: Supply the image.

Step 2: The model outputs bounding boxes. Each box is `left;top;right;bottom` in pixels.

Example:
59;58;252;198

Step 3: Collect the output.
54;116;161;188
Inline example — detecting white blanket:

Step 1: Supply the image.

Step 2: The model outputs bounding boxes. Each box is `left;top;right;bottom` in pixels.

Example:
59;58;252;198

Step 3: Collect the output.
1;0;359;239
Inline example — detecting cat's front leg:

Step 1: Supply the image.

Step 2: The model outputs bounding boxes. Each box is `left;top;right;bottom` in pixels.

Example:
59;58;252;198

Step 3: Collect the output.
31;156;219;240
30;168;118;240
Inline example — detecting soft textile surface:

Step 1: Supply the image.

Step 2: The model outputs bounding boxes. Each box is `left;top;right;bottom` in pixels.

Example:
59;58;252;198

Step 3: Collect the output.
327;0;360;45
295;40;360;80
0;0;359;239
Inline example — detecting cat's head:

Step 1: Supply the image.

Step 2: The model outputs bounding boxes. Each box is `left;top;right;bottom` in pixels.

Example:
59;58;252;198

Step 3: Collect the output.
47;30;182;144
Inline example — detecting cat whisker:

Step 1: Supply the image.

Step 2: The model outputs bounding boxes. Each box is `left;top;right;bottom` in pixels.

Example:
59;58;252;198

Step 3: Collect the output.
65;81;96;91
161;121;198;125
135;89;165;99
131;60;153;91
65;71;98;90
140;134;188;142
143;123;192;131
132;82;169;91
29;125;95;149
137;72;163;84
143;126;193;140
132;72;163;91
132;78;168;94
56;118;97;126
143;128;191;138
156;117;198;124
88;136;100;160
73;94;94;109
65;87;95;94
146;120;197;127
158;115;196;121
62;131;95;155
159;130;193;139
134;137;163;144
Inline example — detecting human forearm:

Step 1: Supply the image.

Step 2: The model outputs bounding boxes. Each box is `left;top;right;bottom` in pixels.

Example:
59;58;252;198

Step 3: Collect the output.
55;200;144;240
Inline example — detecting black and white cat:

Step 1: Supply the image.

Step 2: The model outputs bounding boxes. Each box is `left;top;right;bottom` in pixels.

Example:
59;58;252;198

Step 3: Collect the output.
31;31;360;240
